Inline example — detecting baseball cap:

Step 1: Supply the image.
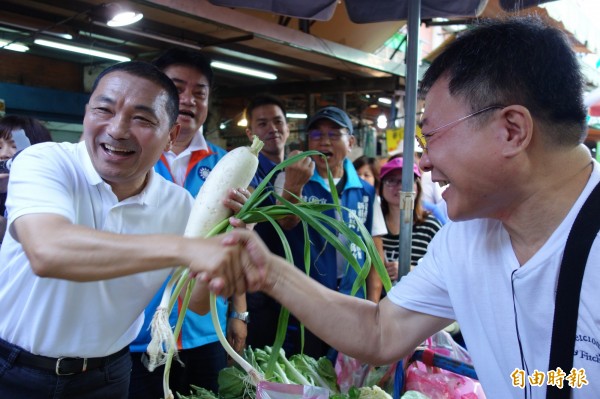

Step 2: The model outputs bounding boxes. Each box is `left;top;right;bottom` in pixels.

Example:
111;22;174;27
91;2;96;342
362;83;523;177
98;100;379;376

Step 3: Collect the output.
380;157;421;179
306;106;353;135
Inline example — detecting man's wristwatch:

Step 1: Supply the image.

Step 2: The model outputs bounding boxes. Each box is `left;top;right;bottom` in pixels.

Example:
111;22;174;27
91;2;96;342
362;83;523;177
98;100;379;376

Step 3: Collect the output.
229;311;250;324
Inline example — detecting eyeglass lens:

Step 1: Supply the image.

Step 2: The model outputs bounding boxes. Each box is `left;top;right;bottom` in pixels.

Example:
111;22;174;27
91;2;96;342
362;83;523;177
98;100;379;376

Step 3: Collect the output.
308;130;345;141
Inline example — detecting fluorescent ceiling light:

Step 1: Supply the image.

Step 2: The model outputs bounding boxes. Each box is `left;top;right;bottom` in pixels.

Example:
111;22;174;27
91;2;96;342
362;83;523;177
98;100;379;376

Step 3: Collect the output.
54;33;73;40
211;61;277;80
378;97;392;105
79;30;127;44
0;39;29;52
34;39;131;62
286;113;307;119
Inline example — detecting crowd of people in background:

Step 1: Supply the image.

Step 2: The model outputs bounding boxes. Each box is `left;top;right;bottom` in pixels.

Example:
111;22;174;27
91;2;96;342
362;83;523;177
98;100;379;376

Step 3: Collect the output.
0;96;446;399
0;60;449;398
1;14;596;399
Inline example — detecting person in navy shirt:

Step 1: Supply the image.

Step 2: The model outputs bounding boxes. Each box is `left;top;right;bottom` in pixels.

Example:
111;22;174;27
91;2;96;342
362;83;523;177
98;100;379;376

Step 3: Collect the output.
274;106;377;358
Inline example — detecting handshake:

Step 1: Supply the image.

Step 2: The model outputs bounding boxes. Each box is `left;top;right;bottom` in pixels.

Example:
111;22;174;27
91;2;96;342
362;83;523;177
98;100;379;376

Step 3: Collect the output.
191;229;275;298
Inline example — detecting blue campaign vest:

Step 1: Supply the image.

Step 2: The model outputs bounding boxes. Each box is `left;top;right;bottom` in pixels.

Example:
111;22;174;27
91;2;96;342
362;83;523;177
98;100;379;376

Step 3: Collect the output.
287;158;375;298
130;141;230;352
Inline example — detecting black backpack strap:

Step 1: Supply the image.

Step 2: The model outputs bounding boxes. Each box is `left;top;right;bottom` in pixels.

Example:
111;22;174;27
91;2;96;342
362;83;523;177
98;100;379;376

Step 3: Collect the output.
546;180;600;399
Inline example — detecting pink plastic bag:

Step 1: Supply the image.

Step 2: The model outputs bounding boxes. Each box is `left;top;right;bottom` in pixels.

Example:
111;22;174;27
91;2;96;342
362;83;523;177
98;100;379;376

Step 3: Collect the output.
405;362;485;399
256;381;330;399
403;331;486;399
335;353;369;393
335;352;397;394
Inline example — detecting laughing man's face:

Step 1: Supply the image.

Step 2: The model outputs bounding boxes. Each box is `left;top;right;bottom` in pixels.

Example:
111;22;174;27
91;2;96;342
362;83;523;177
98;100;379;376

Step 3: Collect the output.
163;64;210;136
82;71;176;199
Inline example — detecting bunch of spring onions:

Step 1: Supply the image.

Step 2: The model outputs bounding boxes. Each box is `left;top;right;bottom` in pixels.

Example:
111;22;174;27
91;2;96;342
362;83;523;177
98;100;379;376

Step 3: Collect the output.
148;139;392;399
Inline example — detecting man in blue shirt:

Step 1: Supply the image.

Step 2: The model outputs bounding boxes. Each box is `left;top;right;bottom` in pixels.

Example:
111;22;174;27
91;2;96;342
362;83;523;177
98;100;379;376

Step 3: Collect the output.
243;94;313;349
274;106;377;358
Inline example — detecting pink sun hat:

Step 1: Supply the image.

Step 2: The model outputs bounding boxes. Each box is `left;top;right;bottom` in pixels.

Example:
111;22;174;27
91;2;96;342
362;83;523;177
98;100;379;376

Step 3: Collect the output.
380;157;421;180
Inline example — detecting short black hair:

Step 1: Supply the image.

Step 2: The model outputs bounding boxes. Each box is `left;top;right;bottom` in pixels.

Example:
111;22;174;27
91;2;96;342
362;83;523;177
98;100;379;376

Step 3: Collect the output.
420;15;587;146
152;48;214;88
244;93;287;123
352;155;381;190
0;115;53;144
90;61;179;126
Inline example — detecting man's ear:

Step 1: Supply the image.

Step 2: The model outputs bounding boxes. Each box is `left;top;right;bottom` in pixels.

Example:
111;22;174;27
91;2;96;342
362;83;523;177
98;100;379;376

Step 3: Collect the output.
165;123;180;151
347;134;356;152
245;128;254;142
500;105;533;158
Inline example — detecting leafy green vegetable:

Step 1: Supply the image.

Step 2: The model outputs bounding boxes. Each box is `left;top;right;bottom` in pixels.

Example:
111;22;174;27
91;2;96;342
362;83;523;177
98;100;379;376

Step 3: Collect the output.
176;385;219;399
214;346;341;399
289;353;339;393
169;151;392;398
330;386;362;399
218;366;250;399
357;385;392;399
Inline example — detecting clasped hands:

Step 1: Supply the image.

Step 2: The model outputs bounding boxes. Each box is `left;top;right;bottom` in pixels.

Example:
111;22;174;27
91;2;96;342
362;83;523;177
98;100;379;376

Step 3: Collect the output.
187;227;273;298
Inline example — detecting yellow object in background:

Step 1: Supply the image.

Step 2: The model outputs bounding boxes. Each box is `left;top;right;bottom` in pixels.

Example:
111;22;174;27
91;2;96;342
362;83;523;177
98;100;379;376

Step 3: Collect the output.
385;128;403;153
385;126;422;154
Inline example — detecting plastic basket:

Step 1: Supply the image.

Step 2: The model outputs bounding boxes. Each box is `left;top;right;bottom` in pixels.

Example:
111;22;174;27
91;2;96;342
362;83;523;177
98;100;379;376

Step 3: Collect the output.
393;348;480;399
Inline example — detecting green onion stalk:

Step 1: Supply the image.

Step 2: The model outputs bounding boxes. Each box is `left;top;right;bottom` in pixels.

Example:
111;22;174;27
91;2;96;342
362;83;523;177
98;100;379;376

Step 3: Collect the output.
162;151;392;398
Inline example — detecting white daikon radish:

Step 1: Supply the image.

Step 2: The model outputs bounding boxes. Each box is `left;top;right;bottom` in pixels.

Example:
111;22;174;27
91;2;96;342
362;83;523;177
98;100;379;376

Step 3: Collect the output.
147;136;264;399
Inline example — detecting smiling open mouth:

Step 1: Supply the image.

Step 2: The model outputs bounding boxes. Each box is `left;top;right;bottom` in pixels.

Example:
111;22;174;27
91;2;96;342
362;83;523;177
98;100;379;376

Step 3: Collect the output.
102;143;135;155
179;110;195;118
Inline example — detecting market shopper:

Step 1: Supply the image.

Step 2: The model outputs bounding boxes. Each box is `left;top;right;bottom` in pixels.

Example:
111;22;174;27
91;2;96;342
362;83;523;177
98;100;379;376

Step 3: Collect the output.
222;16;599;398
0;61;255;399
129;48;247;398
379;156;442;279
352;155;388;300
273;106;381;357
243;93;314;349
0;115;53;244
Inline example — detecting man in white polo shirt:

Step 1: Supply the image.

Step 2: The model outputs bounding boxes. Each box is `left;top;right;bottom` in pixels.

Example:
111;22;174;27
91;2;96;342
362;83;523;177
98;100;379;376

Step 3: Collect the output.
0;61;255;398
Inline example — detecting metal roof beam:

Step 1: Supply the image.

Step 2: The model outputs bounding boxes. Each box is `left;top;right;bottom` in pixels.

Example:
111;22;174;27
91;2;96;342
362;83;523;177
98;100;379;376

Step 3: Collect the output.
215;76;400;98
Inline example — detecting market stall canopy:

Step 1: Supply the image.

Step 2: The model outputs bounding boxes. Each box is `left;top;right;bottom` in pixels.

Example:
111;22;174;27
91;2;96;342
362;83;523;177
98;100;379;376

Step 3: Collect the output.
208;0;558;22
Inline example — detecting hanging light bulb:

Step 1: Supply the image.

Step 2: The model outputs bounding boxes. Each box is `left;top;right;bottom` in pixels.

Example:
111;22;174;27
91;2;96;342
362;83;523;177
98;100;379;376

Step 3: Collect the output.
377;114;388;130
102;3;144;27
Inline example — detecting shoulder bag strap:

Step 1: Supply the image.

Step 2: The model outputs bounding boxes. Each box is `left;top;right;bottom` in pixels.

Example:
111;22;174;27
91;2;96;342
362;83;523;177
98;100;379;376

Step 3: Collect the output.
547;180;600;399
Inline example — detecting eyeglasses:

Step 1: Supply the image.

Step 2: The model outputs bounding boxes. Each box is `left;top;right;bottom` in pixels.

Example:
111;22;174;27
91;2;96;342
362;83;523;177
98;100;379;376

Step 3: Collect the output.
416;105;505;152
383;178;402;187
308;130;348;142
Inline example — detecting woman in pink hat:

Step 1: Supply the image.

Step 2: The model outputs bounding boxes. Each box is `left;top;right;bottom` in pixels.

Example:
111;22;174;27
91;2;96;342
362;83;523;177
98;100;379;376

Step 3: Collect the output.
379;156;443;282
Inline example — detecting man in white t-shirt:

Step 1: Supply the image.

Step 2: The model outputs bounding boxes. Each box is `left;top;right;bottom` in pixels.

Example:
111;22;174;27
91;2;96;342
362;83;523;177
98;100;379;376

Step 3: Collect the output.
223;16;599;399
0;61;258;399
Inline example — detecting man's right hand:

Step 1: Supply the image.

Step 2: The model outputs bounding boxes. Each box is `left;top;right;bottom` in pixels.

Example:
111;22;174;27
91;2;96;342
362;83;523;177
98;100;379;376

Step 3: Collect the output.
196;229;273;297
282;150;313;196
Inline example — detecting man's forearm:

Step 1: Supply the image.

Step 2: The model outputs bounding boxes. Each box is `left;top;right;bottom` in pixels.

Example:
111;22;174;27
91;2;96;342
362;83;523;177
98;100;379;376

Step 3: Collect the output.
262;255;451;365
263;256;385;360
231;293;247;312
15;214;190;281
366;266;383;303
